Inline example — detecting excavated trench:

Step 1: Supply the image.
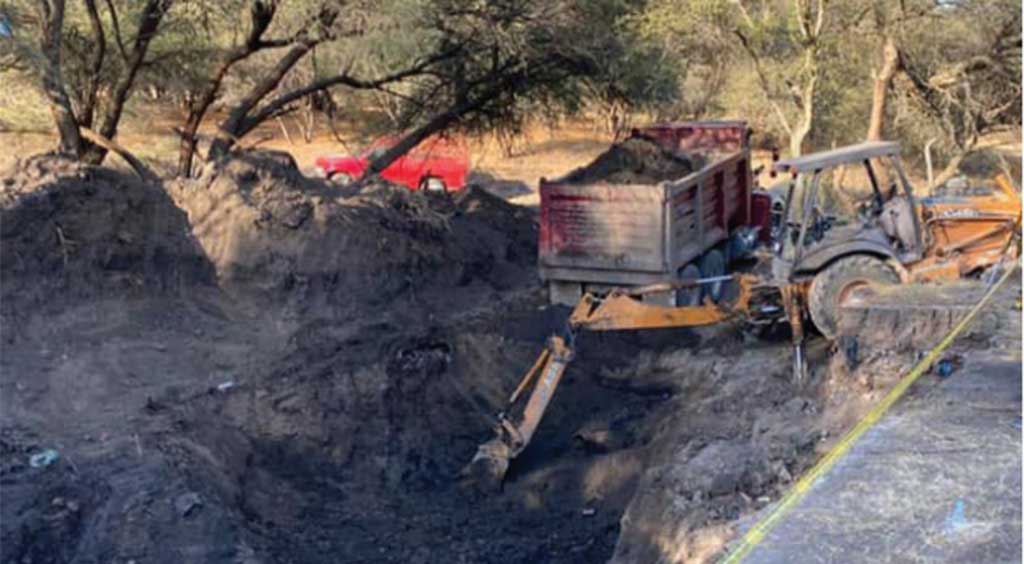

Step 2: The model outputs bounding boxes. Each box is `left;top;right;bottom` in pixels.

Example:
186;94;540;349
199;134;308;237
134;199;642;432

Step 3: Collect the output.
1;153;979;564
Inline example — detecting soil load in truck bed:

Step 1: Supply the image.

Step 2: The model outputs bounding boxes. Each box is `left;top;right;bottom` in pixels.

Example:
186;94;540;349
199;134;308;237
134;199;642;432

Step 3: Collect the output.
562;136;698;185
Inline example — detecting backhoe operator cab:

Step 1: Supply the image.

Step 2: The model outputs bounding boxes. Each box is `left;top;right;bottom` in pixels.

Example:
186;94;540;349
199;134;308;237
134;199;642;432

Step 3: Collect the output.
770;142;923;339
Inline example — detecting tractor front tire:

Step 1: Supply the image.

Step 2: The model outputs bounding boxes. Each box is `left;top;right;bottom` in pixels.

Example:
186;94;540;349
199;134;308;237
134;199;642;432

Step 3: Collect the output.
808;255;899;340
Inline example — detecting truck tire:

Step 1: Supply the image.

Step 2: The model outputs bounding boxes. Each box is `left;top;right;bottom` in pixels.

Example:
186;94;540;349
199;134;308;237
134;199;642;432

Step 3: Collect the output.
549;281;583;306
808;255;900;340
675;264;702;306
328;172;353;186
421;177;447;193
698;249;726;303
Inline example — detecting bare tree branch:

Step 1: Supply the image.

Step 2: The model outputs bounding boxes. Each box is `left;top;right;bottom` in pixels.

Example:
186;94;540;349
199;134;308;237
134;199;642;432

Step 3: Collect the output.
83;0;173;164
35;0;82;155
103;0;128;59
80;0;106;128
80;127;156;181
235;46;463;139
177;0;284;175
734;29;793;136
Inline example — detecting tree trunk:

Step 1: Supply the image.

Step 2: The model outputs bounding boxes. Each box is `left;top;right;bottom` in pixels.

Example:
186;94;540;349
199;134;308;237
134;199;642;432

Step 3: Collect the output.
177;111;205;177
82;0;171;165
175;1;281;176
207;42;316;161
79;0;106;129
37;0;82;156
789;127;808;158
788;73;817;158
365;113;455;178
177;60;240;176
867;35;899;141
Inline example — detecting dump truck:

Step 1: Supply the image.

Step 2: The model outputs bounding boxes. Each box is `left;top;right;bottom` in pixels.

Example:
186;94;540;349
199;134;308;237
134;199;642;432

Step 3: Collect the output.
463;133;1021;489
539;121;764;307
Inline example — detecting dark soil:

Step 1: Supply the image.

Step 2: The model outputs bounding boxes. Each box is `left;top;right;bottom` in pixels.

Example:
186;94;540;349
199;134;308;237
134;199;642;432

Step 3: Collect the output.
166;151;536;320
0;151;951;564
562;136;697;185
0;154;213;324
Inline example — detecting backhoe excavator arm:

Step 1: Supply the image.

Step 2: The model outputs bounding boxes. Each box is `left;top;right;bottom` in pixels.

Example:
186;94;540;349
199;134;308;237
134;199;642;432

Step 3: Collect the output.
461;275;757;490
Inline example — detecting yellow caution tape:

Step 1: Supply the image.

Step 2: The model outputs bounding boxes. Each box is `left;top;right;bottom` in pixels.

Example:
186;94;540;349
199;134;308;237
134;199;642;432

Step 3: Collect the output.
720;265;1018;564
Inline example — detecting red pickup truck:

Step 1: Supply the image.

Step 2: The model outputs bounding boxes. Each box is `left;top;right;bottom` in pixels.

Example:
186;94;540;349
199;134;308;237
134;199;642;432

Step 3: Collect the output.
314;136;470;192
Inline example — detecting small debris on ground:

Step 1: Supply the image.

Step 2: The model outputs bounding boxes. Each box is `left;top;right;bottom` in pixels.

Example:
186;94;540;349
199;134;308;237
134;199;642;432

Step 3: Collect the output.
215;381;237;393
29;448;60;468
175;492;203;518
934;354;964;378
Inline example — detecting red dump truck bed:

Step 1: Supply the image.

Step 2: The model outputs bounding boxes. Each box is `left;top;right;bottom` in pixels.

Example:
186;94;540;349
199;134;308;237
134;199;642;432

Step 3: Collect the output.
538;121;756;305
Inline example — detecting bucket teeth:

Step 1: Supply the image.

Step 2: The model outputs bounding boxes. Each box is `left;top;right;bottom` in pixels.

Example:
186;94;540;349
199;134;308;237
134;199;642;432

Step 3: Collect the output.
459;438;512;493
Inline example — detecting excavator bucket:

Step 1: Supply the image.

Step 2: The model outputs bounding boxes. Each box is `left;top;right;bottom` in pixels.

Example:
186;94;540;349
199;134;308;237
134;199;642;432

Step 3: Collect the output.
461;438;513;492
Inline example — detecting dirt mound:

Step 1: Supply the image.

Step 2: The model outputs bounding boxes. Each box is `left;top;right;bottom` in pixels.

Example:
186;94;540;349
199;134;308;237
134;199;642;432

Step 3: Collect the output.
563;136;697;185
0;155;213;323
168;151;536;320
836;280;1008;372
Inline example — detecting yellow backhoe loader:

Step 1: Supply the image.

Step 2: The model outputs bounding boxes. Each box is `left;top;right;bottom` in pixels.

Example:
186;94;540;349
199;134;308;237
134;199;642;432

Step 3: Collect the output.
463;138;1021;490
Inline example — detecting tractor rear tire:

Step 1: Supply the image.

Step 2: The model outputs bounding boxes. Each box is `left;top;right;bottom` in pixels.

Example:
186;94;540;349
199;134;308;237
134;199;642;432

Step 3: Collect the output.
809;255;900;340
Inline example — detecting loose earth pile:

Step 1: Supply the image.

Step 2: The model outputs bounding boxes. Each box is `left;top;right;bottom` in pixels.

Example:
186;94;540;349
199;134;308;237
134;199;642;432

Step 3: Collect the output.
562;136;697;185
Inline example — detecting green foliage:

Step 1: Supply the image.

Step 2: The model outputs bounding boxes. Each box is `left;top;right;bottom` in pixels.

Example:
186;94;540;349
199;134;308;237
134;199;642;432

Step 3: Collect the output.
371;0;679;137
1;0;1019;174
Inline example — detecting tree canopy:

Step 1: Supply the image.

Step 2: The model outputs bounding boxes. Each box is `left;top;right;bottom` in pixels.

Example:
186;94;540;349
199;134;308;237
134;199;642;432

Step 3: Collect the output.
1;0;1019;182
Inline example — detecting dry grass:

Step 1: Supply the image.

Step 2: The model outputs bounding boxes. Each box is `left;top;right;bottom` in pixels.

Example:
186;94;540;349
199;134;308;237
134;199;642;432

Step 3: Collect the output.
2;103;1018;206
0;106;615;201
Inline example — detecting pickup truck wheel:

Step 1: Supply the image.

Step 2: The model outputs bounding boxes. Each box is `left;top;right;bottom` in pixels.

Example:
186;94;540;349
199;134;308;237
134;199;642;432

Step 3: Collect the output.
675;264;702;307
328;173;353;186
808;255;900;340
421;177;446;193
698;249;726;303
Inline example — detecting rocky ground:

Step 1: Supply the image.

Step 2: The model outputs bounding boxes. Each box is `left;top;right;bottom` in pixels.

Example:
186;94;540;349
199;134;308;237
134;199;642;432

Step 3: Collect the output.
1;152;1013;564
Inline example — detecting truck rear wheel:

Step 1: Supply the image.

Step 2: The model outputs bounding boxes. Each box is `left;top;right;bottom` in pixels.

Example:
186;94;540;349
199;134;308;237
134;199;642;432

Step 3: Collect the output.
698;249;726;302
675;264;702;306
809;255;900;340
549;281;583;306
